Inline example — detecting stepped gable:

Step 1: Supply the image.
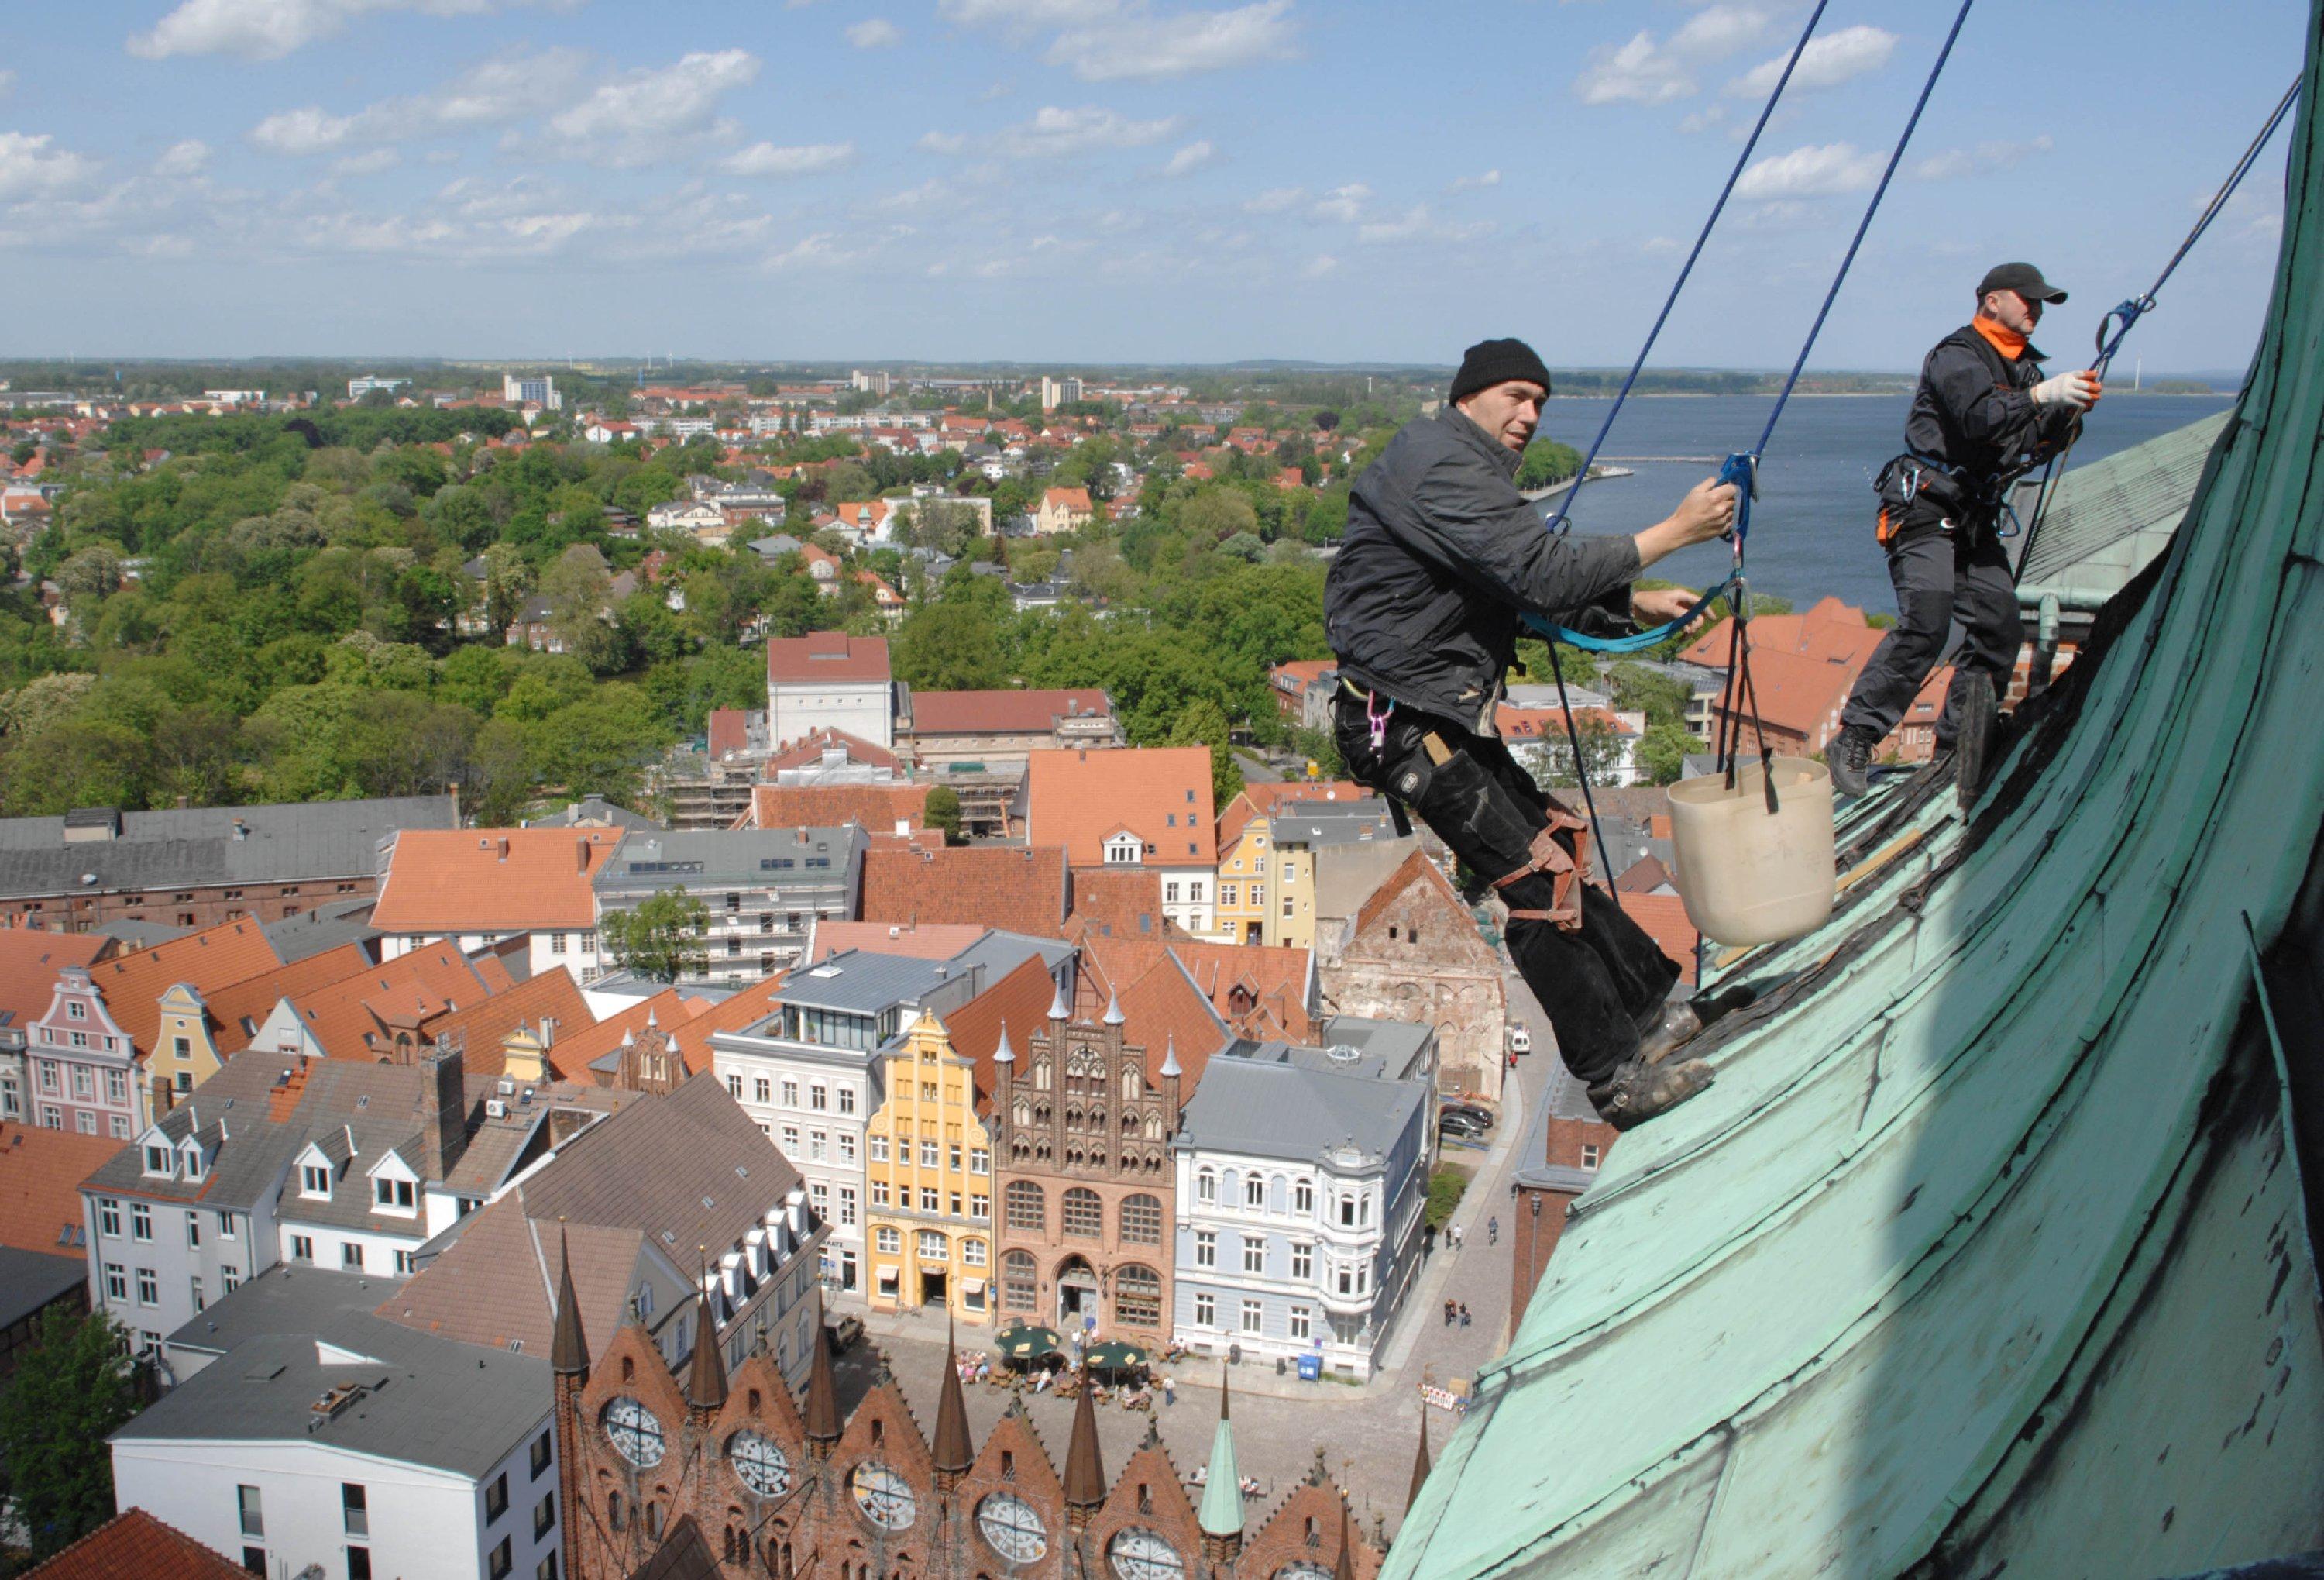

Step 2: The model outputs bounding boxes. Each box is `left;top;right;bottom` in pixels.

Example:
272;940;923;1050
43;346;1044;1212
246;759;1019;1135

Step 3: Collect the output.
940;953;1056;1105
1387;12;2324;1574
859;844;1071;937
545;990;709;1083
1244;1480;1378;1580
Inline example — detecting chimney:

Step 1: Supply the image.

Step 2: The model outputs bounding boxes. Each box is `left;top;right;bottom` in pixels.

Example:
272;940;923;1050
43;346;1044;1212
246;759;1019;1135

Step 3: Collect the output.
496;836;511;862
576;838;589;873
175;794;190;811
447;780;460;824
419;1043;467;1180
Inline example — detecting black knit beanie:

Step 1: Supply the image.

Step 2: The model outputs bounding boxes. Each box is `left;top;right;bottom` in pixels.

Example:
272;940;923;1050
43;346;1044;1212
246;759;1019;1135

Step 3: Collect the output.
1449;337;1553;404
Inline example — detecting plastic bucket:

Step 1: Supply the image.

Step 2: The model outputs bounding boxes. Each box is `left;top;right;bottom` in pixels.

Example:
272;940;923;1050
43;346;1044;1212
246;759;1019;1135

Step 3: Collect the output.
1666;756;1836;946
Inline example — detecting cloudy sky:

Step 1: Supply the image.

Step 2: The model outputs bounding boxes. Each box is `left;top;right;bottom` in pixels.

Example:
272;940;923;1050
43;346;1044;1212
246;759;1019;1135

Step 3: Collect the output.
2;0;2305;369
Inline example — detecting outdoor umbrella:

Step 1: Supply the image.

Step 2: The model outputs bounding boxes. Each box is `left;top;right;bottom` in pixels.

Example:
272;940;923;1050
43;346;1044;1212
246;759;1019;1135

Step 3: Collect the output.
992;1324;1063;1367
1083;1339;1147;1379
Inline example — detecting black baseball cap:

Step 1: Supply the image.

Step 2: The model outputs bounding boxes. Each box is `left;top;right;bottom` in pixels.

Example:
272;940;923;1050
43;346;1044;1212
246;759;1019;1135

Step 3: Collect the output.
1975;262;2067;305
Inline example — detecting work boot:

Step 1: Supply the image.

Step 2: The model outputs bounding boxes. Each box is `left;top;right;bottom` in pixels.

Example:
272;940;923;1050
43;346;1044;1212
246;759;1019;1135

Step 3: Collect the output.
1827;725;1876;798
1587;1057;1715;1131
1637;983;1758;1065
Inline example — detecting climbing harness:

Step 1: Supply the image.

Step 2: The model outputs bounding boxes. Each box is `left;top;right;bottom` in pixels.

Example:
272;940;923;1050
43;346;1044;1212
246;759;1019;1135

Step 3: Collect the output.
2015;77;2302;580
1531;0;1977;875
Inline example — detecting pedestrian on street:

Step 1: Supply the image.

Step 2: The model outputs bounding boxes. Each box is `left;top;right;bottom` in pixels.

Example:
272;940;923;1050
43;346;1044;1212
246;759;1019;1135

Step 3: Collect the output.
1459;1303;1473;1328
1443;1299;1456;1327
1162;1375;1176;1407
1488;1215;1500;1245
1423;1223;1437;1258
1827;263;2096;796
1328;336;1753;1131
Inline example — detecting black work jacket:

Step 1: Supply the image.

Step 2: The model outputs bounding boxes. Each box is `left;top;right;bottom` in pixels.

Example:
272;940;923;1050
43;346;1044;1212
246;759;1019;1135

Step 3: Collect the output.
1892;324;2081;529
1325;408;1638;728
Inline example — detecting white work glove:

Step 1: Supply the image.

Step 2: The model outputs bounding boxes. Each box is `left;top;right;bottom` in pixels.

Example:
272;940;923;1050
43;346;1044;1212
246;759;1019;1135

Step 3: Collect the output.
2030;370;2102;411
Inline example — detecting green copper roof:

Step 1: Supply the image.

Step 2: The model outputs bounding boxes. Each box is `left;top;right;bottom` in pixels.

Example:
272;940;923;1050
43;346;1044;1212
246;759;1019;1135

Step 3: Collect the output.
1387;10;2324;1575
1198;1373;1243;1537
2017;408;2232;599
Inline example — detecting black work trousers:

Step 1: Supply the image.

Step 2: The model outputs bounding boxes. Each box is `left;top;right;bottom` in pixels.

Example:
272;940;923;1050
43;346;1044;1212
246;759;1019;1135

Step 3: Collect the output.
1334;693;1681;1087
1839;516;2022;751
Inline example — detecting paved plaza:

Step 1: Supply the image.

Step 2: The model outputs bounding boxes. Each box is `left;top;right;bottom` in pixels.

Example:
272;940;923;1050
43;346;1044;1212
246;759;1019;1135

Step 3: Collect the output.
827;962;1555;1540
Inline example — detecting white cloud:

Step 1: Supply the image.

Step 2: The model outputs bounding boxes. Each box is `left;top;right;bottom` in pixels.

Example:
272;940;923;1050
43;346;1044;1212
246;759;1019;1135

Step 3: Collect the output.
128;0;562;61
1726;25;1895;98
1162;139;1216;177
719;141;855;177
1574;5;1765;106
847;18;902;48
1912;135;2051;182
939;0;1120;31
1734;140;1884;200
251;105;360;156
1357;204;1429;243
332;146;401;176
918;130;969;154
1311;182;1368;222
995;105;1179;157
153;139;212;177
1047;0;1296;81
1243;184;1302;213
248;47;590;156
1300;253;1336;278
1449;169;1499;194
0;133;100;199
1678;103;1728;135
548;49;761;167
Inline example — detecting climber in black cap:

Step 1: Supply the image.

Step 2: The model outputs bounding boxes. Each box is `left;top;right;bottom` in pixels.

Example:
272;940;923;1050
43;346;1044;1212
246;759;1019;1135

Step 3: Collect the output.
1324;337;1744;1130
1827;263;2100;797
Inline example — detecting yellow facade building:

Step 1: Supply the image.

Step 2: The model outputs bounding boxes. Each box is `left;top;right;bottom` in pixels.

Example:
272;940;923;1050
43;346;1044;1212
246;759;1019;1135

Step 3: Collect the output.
863;1013;996;1326
1215;821;1274;945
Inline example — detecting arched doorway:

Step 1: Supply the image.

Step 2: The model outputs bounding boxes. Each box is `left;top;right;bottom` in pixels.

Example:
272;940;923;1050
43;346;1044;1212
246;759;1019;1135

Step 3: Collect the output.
1054;1255;1098;1327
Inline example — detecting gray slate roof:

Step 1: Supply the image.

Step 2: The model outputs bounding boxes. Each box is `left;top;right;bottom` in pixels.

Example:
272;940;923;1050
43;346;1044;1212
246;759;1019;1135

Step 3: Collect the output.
0;1245;86;1328
1175;1048;1424;1165
1270;800;1397;846
165;1265;406;1361
0;793;456;901
773;948;967;1014
594;827;864;895
1315;1014;1434;1082
947;930;1075;984
115;1312;546;1478
261;896;382;963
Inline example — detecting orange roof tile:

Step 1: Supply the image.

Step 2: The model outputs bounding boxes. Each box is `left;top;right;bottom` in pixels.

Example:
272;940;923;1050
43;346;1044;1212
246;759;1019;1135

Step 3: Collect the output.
422;967;596;1079
192;944;376;1052
1217;779;1367;845
1708;645;1863;744
0;1121;124;1254
88;920;283;1059
809;921;986;962
372;828;623;931
1024;746;1217;868
938;954;1058;1107
284;943;503;1061
761;727;907;775
23;1509;249;1580
0;926;109;1035
748;783;928;834
1074;945;1231;1090
667;974;791;1069
1615;893;1699;986
859;845;1070;937
1064;868;1176;941
706;707;751;759
542;990;713;1083
1677;594;1882;670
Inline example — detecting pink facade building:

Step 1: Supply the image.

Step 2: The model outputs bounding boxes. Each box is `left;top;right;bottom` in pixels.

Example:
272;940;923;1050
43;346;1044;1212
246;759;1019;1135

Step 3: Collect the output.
26;965;143;1140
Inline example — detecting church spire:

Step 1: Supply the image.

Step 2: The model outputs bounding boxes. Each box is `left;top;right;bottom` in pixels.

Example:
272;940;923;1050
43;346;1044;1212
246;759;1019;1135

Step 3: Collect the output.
803;1289;841;1445
1407;1408;1432;1513
1198;1363;1243;1539
1063;1367;1107;1511
685;1256;727;1413
551;1223;587;1376
932;1314;973;1482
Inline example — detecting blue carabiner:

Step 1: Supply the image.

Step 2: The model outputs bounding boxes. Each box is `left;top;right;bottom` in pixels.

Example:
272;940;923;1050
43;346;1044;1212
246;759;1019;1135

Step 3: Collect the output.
1717;451;1758;547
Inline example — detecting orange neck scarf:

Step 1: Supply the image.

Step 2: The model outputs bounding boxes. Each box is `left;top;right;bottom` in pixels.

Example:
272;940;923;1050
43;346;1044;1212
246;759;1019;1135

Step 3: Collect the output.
1971;316;2029;360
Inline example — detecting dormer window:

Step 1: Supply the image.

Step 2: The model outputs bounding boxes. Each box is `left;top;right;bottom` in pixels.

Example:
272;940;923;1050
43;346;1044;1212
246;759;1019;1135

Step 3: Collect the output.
373;1177;416;1212
143;1144;172;1177
181;1148;204;1181
301;1163;332;1199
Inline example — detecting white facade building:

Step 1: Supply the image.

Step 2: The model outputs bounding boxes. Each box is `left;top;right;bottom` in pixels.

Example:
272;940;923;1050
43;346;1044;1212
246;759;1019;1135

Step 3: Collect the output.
764;632;895;751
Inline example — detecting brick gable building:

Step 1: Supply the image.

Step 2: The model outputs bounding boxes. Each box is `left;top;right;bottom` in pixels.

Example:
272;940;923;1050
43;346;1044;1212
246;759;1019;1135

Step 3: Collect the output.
1316;852;1508;1102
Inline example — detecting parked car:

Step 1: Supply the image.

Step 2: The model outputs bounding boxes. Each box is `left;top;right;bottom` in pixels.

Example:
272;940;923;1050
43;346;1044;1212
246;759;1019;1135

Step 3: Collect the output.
1439;1102;1495;1130
1439;1110;1490;1140
1507;1022;1532;1055
827;1313;865;1354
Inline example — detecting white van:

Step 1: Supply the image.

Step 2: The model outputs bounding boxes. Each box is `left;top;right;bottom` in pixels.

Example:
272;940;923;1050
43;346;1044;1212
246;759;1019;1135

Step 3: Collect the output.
1507;1023;1532;1055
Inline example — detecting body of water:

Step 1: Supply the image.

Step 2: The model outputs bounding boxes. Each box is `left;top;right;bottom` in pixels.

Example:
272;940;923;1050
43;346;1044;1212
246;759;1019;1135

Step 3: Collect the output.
1532;391;2238;613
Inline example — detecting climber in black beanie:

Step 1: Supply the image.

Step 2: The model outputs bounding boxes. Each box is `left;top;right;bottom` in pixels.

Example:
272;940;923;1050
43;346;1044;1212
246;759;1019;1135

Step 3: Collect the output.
1323;337;1745;1129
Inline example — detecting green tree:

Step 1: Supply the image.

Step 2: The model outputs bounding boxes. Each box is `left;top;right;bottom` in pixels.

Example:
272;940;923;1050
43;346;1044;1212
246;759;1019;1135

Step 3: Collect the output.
1515;438;1585;490
923;783;963;845
1636;721;1696;786
599;888;709;982
0;1305;139;1563
1168;697;1244;807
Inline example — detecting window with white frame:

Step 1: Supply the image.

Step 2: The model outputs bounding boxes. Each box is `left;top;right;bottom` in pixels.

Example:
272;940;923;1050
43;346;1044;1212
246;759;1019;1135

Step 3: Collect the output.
98;1200;120;1237
1194;1230;1215;1268
131;1203;151;1241
1196;1171;1216;1205
1294;1179;1314;1214
782;1079;799;1107
755;1076;772;1103
218;1210;235;1240
184;1212;200;1248
727;1073;744;1099
970;1148;989;1175
1289;1304;1312;1341
1240;1299;1263;1334
136;1268;157;1306
875;1226;901;1255
1242;1237;1263;1275
1193;1292;1215;1327
103;1263;125;1301
1291;1243;1313;1281
838;1132;857;1164
837;1087;856;1114
302;1164;332;1199
920;1138;940;1168
810;1084;828;1111
869;1135;889;1162
1243;1176;1264;1210
916;1230;947;1261
838;1187;858;1227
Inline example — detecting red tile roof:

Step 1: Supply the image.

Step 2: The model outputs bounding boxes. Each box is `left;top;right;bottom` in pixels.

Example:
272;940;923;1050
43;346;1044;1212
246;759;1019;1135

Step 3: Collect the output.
1676;594;1880;670
0;1121;124;1254
194;943;377;1050
373;828;623;931
23;1509;249;1580
766;631;891;684
1082;934;1314;1043
1023;746;1217;868
859;846;1070;937
809;921;986;962
761;727;906;775
1615;893;1699;986
89;920;284;1059
666;974;791;1067
549;990;715;1083
937;954;1057;1106
706;707;751;759
748;783;928;834
0;926;109;1036
907;688;1111;735
1042;487;1092;511
1707;645;1862;746
1075;945;1231;1090
282;943;504;1061
1217;780;1367;845
1064;868;1176;941
421;967;596;1078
